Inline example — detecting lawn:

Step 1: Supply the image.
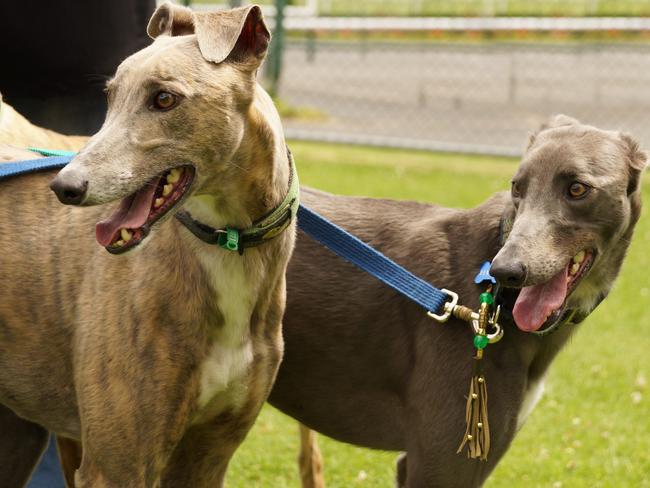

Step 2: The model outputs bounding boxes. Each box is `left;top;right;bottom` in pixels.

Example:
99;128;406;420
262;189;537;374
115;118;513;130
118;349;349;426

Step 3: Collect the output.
317;0;650;17
226;141;650;487
191;0;650;17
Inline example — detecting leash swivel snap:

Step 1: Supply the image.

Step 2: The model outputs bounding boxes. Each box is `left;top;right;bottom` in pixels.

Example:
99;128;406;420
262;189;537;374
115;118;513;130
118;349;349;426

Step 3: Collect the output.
471;305;503;344
427;290;504;344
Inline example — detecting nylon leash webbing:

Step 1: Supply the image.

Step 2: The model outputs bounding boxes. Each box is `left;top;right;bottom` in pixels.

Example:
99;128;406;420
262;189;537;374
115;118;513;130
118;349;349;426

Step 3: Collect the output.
297;205;449;315
0;155;74;179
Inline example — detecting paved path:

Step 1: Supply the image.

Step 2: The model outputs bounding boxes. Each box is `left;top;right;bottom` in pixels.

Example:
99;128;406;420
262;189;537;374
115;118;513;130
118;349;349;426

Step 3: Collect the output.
278;41;650;154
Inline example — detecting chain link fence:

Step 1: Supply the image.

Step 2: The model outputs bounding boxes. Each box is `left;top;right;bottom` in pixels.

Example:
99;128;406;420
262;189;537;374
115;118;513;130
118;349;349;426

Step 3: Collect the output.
190;1;650;155
279;39;650;155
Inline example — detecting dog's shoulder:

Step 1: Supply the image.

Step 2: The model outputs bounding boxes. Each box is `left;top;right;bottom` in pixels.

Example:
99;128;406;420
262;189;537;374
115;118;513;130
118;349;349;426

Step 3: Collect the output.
0;144;38;163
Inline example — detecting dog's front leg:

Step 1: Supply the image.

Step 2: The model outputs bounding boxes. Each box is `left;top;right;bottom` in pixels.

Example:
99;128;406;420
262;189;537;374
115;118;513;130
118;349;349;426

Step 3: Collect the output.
0;403;49;488
72;308;205;488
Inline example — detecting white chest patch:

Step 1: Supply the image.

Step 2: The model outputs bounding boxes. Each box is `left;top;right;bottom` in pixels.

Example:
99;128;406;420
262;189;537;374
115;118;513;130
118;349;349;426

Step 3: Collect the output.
517;377;546;431
198;340;253;410
194;244;261;413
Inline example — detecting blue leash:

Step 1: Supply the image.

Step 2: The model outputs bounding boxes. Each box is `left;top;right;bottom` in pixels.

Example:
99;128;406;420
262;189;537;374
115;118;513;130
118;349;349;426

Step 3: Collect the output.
2;152;455;318
0;156;75;180
297;205;450;315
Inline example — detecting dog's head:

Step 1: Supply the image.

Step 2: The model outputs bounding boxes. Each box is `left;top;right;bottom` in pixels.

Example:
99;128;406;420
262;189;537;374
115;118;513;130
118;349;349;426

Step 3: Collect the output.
491;115;646;333
49;3;272;253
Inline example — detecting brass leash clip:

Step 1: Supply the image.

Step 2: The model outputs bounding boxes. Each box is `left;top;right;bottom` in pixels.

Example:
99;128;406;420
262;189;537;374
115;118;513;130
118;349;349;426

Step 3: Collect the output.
428;290;504;344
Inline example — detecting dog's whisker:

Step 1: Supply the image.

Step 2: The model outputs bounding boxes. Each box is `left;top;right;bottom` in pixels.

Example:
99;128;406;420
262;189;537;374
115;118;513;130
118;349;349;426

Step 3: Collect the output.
230;162;250;173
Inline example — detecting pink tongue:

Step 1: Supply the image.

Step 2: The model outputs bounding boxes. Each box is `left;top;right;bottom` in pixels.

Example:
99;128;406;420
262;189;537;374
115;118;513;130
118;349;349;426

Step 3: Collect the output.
512;266;568;332
95;179;159;247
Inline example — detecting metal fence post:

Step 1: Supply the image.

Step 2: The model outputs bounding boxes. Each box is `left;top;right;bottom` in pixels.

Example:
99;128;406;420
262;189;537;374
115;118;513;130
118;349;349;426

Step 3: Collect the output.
267;0;286;98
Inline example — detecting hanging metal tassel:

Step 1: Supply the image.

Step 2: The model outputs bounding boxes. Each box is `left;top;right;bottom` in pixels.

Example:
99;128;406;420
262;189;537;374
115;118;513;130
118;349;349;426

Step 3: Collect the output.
457;357;490;460
457;290;493;461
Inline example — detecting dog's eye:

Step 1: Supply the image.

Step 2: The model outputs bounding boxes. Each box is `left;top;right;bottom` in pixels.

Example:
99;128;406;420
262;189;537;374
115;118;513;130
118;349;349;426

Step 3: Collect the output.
511;181;522;199
568;182;590;199
152;91;178;111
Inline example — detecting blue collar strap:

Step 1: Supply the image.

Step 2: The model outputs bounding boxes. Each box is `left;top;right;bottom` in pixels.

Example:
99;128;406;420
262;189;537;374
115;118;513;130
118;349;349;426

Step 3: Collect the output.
3;150;495;326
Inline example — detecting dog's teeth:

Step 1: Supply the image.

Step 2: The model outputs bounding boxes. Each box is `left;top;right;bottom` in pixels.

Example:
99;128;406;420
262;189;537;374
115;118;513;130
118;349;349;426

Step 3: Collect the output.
570;262;580;275
121;229;132;242
115;240;125;247
573;250;586;264
163;184;173;197
154;197;165;208
167;168;181;184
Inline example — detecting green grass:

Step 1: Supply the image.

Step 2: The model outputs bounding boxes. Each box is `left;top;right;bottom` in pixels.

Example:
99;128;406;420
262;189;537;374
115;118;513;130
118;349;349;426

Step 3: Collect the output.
191;0;650;17
226;141;650;487
318;0;650;17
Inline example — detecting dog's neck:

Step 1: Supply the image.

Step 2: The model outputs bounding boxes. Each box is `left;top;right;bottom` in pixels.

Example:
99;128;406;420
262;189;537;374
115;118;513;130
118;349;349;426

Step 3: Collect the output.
181;86;290;232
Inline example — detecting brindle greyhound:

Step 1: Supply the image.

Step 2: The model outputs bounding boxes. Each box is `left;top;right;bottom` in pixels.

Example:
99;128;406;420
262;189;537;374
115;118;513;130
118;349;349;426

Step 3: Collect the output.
0;3;298;487
269;116;646;487
0;92;87;151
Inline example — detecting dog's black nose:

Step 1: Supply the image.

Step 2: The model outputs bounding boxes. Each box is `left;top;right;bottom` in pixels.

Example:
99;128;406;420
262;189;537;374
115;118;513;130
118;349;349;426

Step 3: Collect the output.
50;177;88;205
490;260;527;287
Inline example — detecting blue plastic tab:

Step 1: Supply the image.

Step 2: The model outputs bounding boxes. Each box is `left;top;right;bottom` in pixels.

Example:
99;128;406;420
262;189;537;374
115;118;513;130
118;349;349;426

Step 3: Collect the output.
474;261;496;284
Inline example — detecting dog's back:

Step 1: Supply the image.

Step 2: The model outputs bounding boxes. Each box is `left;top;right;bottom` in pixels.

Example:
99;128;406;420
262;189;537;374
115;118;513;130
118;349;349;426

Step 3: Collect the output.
0;165;92;432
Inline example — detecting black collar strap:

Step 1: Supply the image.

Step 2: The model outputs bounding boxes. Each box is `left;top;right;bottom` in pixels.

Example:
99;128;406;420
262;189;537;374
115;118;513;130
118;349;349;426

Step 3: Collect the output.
175;149;299;254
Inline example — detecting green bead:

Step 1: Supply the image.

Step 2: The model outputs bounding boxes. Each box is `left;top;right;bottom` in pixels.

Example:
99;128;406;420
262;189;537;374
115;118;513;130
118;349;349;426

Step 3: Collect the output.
479;292;494;305
474;335;489;349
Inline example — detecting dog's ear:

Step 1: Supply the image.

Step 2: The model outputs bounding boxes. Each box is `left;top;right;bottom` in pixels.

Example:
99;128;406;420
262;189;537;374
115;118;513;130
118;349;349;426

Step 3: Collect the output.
147;4;271;67
619;133;648;195
193;5;271;66
540;114;580;131
527;114;581;150
147;2;195;38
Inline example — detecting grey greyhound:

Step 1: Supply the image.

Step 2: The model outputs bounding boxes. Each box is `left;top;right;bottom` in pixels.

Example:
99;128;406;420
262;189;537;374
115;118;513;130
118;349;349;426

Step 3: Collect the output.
269;116;646;487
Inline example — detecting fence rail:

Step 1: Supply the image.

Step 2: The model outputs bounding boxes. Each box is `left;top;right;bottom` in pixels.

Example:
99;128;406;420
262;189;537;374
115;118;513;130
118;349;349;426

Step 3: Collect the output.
282;16;650;31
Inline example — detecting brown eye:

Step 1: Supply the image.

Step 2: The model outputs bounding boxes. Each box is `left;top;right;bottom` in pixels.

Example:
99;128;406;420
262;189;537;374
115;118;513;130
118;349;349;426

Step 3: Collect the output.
153;91;177;111
511;181;522;198
568;182;590;199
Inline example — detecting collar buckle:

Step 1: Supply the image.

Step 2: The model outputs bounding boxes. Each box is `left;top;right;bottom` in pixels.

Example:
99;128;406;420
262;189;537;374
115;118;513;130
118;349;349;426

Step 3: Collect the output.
217;227;240;252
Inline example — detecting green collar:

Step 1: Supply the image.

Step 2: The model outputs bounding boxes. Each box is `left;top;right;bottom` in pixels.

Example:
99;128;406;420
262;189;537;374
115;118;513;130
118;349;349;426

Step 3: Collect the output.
175;148;300;254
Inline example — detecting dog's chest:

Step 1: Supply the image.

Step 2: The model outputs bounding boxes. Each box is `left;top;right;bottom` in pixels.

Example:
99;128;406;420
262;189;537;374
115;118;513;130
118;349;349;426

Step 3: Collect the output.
517;376;546;431
195;251;259;415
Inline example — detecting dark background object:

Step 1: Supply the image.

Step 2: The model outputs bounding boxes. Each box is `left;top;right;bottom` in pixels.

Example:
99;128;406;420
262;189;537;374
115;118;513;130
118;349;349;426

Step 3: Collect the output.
0;0;155;134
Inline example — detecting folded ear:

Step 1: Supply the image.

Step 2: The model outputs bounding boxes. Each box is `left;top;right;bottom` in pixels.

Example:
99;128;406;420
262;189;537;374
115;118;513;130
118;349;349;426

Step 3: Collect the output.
147;2;195;38
193;5;271;66
527;114;581;150
540;114;580;131
147;4;270;68
620;133;648;172
619;133;648;195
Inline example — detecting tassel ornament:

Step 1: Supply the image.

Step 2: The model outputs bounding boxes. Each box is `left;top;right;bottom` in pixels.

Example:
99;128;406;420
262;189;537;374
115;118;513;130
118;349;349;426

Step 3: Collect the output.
457;290;493;461
457;358;490;460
